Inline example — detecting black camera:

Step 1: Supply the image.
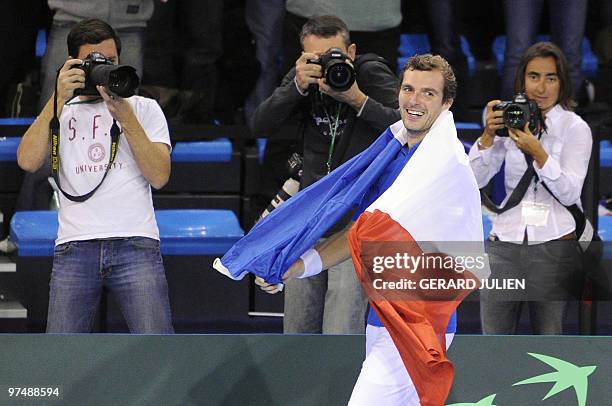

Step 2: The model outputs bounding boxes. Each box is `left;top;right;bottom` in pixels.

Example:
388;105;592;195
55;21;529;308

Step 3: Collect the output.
307;48;356;91
492;93;542;137
73;52;140;98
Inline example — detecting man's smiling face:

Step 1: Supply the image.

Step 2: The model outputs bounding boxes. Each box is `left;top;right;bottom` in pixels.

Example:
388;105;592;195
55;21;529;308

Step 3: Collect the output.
399;68;452;138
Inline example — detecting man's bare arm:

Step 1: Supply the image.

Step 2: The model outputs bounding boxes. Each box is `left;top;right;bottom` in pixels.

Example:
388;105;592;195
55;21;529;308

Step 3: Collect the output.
256;221;354;294
97;85;171;189
18;58;85;172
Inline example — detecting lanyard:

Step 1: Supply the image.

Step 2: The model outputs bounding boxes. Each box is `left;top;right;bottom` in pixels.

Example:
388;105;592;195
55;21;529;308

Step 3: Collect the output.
49;68;121;203
324;104;343;174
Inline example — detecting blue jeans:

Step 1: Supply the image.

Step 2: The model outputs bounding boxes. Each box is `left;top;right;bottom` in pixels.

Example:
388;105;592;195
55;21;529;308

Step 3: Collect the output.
501;0;587;99
46;237;174;334
283;259;368;334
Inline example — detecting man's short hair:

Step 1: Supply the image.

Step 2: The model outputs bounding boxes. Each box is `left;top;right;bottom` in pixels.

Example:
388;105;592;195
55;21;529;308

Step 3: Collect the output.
67;18;121;58
300;15;351;48
513;41;575;110
400;54;457;103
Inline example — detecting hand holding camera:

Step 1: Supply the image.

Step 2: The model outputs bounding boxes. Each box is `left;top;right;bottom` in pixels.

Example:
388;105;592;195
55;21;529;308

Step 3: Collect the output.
481;93;544;147
306;48;356;92
506;121;549;168
72;52;139;98
481;94;548;166
492;93;541;138
96;85;134;125
482;99;504;138
295;52;323;93
295;48;365;110
56;58;87;103
316;74;366;111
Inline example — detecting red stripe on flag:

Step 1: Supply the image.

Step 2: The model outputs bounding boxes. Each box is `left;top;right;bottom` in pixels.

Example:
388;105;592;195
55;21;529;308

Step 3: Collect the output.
349;209;477;406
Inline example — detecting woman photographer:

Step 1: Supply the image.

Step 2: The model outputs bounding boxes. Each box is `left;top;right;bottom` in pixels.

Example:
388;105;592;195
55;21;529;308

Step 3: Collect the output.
469;42;592;334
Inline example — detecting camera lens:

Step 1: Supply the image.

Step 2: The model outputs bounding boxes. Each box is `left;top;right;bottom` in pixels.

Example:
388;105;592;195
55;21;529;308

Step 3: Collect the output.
89;65;139;98
504;106;526;129
325;61;355;91
108;67;140;98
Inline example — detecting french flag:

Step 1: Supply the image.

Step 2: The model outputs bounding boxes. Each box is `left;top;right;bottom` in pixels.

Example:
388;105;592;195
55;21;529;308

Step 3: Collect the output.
214;111;487;405
347;113;486;405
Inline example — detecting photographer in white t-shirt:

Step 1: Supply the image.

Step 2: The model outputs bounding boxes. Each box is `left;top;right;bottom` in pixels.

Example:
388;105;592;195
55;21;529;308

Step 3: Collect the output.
17;18;174;333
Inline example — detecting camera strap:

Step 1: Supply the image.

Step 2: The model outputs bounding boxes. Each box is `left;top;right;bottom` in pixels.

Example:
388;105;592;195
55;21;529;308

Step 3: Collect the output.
536;177;592;242
480;164;535;214
480;126;547;214
324;103;344;174
50;68;121;203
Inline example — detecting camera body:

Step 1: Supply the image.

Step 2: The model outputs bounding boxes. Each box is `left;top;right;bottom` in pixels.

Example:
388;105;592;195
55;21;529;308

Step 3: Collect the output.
307;48;356;91
492;93;541;137
73;52;140;98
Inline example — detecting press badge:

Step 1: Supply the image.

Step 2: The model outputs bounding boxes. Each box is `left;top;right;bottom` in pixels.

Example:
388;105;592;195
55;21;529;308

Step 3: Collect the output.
521;201;550;227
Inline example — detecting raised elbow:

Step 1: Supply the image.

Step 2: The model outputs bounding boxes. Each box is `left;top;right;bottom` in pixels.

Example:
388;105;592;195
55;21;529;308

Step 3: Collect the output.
17;151;42;173
150;176;169;190
149;171;170;190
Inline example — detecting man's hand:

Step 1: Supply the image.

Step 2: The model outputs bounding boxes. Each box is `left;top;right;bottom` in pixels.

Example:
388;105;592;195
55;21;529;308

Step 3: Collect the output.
17;58;85;172
318;77;367;112
509;123;548;168
97;85;135;124
254;259;306;294
295;52;323;92
57;58;86;103
479;99;504;149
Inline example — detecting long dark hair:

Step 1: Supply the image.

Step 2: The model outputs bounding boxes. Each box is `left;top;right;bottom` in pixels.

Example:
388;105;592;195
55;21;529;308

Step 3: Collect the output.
513;42;575;110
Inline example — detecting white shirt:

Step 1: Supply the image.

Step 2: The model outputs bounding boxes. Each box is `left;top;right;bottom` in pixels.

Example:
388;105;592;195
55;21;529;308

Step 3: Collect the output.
55;96;170;245
469;105;592;243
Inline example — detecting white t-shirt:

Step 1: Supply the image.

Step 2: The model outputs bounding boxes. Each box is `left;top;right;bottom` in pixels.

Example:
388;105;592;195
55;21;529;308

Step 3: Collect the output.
55;95;170;245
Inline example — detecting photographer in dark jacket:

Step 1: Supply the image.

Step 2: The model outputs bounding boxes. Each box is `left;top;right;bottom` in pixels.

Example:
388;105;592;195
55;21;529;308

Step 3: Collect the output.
251;15;400;334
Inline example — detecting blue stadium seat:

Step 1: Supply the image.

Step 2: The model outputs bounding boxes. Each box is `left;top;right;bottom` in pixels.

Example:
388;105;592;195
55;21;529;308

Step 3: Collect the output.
163;138;241;193
398;34;475;76
157;209;243;255
482;214;493;237
601;215;612;241
0;137;25;200
461;140;473;154
0;118;35;126
600;215;612;260
0;137;20;161
11;209;244;256
399;33;431;57
492;36;506;76
35;29;47;58
601;140;612;168
257;138;267;164
460;36;477;76
456;122;481;131
11;209;247;331
492;35;599;78
171;139;232;162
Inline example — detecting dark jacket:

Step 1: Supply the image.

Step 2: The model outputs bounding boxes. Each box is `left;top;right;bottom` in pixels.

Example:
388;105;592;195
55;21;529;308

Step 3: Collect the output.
251;54;400;188
251;54;400;232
